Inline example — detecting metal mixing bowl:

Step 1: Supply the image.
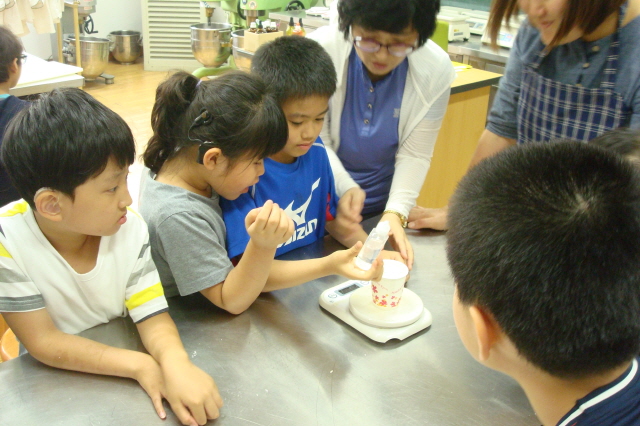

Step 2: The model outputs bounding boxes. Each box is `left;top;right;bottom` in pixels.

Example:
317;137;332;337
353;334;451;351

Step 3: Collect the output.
64;36;110;80
109;30;142;64
191;23;233;68
231;29;253;72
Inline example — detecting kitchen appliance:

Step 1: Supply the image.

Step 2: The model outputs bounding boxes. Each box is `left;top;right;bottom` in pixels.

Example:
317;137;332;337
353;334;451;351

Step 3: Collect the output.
63;36;111;82
219;0;319;29
191;23;233;68
108;30;142;65
460;9;490;36
481;15;522;49
319;280;432;343
437;12;470;42
57;0;115;84
231;29;252;72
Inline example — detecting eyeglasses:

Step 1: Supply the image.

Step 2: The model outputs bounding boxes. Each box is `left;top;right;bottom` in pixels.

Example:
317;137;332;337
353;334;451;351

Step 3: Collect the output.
18;54;27;64
353;36;416;57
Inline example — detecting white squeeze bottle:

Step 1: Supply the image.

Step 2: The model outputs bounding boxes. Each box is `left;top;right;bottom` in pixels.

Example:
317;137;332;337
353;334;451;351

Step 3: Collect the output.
355;221;391;270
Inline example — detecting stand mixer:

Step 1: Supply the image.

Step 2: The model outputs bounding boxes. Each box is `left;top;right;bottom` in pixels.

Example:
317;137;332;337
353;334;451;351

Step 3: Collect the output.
191;0;319;79
59;0;114;84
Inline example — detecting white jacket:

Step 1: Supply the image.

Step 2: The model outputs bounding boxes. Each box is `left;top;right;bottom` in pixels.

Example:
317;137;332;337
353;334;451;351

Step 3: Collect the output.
309;26;456;216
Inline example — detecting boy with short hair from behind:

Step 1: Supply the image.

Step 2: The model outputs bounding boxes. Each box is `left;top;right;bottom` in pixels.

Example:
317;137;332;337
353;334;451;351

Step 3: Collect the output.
0;88;222;426
447;141;640;426
221;36;380;259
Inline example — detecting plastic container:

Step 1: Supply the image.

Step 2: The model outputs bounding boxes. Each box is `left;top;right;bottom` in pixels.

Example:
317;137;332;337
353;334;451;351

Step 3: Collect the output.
355;221;391;270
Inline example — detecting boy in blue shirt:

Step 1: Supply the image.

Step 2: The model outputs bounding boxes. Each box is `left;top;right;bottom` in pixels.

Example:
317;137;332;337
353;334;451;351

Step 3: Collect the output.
0;89;222;426
0;25;28;206
221;36;374;259
447;141;640;426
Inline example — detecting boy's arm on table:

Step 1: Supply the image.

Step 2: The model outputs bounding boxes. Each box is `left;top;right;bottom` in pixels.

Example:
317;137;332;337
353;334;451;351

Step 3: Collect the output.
3;309;170;419
263;242;383;291
136;312;222;426
200;200;293;314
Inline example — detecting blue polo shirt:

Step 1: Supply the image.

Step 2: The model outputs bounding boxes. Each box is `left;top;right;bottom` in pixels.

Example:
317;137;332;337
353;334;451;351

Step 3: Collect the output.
0;94;28;207
338;50;408;215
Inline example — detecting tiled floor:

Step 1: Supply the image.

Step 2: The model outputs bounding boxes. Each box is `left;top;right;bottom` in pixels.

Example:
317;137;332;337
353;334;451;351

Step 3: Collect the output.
83;60;170;209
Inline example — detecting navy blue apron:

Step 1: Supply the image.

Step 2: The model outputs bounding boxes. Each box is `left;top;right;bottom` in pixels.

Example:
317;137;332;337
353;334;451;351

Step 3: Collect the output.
517;5;631;144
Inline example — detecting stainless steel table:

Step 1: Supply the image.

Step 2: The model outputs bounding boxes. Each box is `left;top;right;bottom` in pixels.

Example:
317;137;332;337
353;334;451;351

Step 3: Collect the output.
447;35;511;68
0;230;539;426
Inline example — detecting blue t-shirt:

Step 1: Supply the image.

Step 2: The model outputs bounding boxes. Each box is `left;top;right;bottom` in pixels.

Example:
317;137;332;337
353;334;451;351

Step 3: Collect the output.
0;95;28;207
338;50;408;215
557;358;640;426
488;15;640;140
220;138;338;259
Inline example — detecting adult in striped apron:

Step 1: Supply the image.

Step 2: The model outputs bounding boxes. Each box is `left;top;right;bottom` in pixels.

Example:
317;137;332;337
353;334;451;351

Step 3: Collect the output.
517;4;631;144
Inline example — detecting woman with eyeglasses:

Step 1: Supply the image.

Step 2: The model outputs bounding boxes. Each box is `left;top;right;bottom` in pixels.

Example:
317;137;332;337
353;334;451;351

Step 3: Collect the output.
409;0;640;231
0;25;28;207
309;0;455;269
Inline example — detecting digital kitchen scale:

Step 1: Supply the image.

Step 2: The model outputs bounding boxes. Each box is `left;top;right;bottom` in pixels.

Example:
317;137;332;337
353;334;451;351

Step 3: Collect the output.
319;280;432;343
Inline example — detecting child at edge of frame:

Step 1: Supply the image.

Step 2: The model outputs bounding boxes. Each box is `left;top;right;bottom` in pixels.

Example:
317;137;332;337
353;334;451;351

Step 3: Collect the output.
447;141;640;426
0;88;223;426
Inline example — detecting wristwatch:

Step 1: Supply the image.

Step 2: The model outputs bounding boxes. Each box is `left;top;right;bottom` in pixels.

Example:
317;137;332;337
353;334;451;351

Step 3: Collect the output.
382;210;408;228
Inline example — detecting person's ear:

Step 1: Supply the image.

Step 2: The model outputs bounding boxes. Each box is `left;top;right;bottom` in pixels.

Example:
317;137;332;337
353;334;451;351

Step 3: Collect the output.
34;189;62;221
202;147;222;171
469;305;501;363
9;58;19;74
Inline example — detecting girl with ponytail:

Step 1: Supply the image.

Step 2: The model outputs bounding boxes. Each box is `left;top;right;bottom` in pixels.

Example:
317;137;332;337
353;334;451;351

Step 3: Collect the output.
140;71;293;314
140;71;383;315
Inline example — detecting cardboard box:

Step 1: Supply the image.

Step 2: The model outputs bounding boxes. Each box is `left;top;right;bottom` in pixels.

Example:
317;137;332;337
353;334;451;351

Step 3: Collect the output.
244;30;284;52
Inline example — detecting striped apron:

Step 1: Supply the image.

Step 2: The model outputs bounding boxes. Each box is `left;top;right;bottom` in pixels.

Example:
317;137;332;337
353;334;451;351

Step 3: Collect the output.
517;6;631;144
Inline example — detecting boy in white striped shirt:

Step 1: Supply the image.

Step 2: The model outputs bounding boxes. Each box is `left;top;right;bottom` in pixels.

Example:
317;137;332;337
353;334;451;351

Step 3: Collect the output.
0;88;222;426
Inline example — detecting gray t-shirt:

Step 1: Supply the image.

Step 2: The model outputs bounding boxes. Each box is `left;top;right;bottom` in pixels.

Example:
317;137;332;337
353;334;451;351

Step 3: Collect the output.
139;171;233;297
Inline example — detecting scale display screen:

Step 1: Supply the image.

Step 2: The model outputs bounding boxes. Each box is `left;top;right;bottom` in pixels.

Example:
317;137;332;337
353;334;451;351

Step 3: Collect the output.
337;283;361;295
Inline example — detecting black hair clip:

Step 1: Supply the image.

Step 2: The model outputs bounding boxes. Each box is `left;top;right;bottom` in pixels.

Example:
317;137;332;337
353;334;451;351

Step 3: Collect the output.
187;108;216;164
192;108;214;127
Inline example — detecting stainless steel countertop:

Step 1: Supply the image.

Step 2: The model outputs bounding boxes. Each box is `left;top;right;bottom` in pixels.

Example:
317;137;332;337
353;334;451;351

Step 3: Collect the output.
447;35;511;65
0;228;539;426
269;10;330;30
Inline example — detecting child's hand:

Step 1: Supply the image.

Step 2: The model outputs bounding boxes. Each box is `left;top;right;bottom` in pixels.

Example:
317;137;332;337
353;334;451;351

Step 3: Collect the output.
245;200;294;250
135;357;169;420
161;360;223;426
329;242;384;282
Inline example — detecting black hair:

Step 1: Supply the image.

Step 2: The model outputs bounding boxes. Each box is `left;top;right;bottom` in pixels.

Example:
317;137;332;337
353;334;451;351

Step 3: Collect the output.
0;26;24;84
338;0;440;47
143;71;288;174
251;36;336;105
1;88;135;209
589;128;640;165
447;141;640;379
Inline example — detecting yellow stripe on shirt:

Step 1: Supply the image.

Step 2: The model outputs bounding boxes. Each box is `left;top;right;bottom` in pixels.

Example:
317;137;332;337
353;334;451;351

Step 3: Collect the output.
126;206;143;220
125;282;164;311
0;201;28;217
0;242;12;258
